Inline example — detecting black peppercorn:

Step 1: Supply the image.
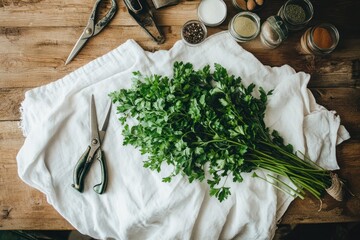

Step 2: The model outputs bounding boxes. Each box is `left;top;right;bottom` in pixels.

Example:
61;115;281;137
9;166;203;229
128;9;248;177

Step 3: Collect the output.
181;20;207;45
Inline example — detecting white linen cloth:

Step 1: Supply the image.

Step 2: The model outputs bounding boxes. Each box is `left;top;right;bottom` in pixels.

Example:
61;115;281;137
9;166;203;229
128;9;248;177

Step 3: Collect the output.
17;31;350;240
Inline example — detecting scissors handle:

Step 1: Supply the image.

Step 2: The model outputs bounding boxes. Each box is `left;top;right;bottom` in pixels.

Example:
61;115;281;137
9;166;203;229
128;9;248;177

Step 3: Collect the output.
72;146;92;193
124;0;142;14
93;150;108;194
92;0;118;36
72;146;108;194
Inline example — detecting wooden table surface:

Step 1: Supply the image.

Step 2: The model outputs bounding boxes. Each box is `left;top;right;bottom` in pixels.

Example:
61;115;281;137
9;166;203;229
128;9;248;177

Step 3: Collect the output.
1;0;359;230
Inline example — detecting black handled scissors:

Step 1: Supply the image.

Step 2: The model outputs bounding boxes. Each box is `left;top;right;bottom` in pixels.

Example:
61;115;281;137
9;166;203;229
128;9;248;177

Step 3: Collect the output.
65;0;117;65
72;95;112;194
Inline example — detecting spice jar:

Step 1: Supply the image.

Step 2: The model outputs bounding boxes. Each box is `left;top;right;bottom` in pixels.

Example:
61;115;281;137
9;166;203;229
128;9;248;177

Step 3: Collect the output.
198;0;227;27
260;16;288;48
229;11;260;42
277;0;313;31
300;23;339;55
181;20;207;46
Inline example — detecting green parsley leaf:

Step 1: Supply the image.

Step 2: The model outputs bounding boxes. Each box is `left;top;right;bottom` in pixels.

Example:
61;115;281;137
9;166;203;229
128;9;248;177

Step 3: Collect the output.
110;62;333;202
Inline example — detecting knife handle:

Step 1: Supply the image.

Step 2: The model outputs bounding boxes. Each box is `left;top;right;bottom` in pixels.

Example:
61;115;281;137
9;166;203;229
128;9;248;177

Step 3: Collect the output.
93;150;108;194
72;146;91;192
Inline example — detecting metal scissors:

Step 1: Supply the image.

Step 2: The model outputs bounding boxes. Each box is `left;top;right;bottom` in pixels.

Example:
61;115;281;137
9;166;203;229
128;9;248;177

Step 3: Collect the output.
72;95;112;194
65;0;118;65
123;0;165;44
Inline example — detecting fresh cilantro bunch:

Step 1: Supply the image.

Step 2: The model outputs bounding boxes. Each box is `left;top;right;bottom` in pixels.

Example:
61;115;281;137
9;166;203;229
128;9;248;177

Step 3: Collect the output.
110;62;332;202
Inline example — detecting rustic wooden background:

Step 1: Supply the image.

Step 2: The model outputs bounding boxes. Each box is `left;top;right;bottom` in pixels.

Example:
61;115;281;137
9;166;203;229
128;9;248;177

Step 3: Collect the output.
0;0;359;230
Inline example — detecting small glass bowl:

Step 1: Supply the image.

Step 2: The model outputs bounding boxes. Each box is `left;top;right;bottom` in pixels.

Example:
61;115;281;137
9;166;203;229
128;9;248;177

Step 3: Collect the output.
229;11;260;42
277;0;313;31
198;0;227;27
181;20;208;46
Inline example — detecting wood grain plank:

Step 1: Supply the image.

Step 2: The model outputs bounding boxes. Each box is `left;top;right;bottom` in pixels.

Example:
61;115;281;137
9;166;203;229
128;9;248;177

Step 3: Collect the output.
0;26;359;88
0;26;180;88
0;0;359;35
0;88;28;121
0;0;199;27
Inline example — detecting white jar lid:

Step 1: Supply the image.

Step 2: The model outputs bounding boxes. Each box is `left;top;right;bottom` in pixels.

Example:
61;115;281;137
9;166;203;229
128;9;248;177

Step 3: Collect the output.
198;0;227;27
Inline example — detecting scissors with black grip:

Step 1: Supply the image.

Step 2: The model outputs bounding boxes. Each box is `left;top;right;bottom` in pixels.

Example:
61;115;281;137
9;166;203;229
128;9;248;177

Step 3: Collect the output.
72;95;112;194
65;0;117;65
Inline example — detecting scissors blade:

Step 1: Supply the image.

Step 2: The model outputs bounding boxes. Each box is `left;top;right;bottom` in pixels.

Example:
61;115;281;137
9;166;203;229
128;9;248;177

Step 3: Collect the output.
98;101;112;143
65;32;89;65
90;95;101;143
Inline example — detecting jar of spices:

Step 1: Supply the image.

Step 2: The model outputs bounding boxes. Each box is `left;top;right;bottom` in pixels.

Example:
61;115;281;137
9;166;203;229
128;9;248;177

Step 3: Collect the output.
181;20;207;46
260;16;288;48
198;0;227;27
300;23;339;55
229;11;261;42
278;0;313;31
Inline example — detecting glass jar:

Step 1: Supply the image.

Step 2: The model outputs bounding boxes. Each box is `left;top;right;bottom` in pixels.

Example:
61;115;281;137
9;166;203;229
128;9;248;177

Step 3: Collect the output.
300;23;340;55
181;20;208;46
228;11;260;42
278;0;313;31
260;16;288;48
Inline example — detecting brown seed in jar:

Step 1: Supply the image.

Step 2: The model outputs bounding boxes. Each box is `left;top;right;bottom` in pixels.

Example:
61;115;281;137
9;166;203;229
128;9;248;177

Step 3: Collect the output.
255;0;264;6
236;0;247;10
247;0;256;10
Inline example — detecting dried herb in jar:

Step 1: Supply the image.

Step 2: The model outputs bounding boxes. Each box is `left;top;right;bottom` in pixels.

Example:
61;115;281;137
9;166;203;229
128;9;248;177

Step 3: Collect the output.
285;4;306;23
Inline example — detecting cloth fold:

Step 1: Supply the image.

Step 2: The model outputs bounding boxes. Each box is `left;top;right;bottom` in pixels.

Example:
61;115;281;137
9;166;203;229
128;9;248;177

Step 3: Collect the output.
17;31;350;240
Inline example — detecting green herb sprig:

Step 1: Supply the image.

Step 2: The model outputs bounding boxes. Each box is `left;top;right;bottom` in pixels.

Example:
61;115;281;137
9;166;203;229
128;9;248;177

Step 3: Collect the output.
110;62;332;202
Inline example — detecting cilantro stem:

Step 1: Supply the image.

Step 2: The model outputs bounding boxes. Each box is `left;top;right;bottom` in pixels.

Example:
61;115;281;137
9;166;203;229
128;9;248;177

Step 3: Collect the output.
266;174;305;199
252;172;302;199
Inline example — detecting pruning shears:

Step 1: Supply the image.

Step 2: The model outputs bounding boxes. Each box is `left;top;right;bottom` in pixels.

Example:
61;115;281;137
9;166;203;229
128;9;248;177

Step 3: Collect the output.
123;0;165;44
65;0;118;65
72;95;112;194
